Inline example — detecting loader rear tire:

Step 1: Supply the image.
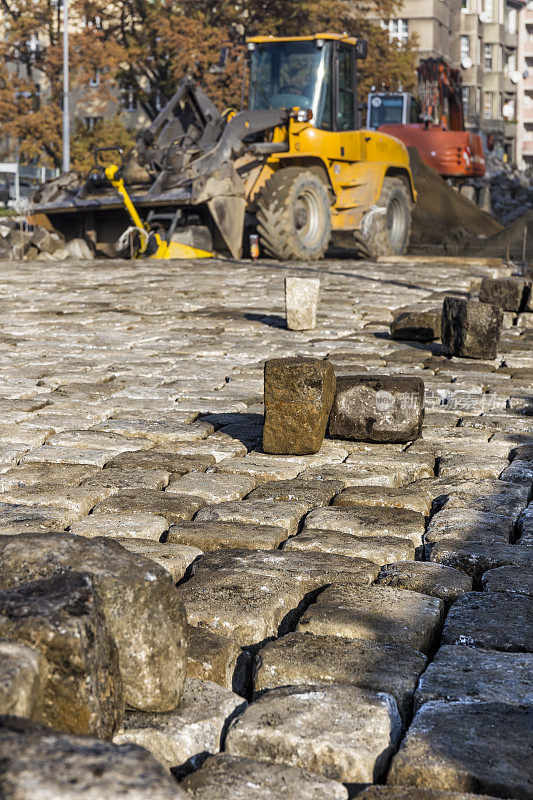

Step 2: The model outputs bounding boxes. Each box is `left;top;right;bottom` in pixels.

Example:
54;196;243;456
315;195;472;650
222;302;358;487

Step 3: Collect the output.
256;167;332;260
356;176;411;259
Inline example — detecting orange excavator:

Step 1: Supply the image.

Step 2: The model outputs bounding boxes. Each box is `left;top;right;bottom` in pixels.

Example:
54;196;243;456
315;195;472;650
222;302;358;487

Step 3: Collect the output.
367;58;485;181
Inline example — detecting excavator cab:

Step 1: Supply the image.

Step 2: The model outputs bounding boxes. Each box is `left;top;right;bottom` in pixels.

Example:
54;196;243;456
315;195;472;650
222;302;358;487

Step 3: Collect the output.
367;93;421;129
247;35;367;130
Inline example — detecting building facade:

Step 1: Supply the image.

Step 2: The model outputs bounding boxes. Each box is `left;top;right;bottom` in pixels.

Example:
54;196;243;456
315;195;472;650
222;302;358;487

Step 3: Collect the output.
516;0;533;167
376;0;525;162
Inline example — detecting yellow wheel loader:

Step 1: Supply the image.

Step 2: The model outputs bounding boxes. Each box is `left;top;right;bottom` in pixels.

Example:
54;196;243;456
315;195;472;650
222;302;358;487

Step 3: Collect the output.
30;33;416;260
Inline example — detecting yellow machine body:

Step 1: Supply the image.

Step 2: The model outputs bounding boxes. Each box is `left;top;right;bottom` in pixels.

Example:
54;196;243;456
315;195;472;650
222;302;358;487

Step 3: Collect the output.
104;165;213;260
245;34;417;235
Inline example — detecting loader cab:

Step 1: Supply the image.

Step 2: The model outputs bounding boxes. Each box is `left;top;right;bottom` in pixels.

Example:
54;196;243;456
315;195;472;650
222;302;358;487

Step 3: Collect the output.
247;34;367;131
366;92;420;129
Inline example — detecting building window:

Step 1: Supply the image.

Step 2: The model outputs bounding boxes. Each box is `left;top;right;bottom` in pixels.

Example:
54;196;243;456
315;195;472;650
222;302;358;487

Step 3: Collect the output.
484;0;494;20
462;0;471;11
84;116;102;130
484;43;493;69
462;86;471;114
461;35;471;61
388;18;409;44
120;87;137;111
483;91;493;118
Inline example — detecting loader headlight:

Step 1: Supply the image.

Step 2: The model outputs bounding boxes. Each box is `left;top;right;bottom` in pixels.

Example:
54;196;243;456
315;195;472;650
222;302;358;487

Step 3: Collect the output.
294;108;313;122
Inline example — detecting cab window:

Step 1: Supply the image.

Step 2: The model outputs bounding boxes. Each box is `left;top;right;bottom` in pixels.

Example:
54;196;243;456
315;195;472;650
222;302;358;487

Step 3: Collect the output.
337;46;355;130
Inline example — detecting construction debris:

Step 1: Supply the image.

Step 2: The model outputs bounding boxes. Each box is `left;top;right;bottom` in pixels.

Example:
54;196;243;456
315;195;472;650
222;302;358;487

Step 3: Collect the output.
441;297;503;360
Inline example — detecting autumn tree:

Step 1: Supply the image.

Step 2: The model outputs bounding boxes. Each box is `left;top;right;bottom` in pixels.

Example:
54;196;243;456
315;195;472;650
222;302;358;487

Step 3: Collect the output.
0;0;417;170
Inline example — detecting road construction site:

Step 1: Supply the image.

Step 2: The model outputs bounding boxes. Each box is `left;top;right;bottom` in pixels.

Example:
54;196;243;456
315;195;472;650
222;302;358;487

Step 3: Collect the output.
0;249;531;798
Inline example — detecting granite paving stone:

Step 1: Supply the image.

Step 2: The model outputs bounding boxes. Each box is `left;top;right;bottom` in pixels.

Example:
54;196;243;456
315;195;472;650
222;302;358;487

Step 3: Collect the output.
298;584;444;653
442;591;532;651
253;631;426;719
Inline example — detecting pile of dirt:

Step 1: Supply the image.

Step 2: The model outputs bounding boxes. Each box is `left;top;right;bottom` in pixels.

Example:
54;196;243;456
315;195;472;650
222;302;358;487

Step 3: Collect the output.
408;147;503;254
471;207;533;263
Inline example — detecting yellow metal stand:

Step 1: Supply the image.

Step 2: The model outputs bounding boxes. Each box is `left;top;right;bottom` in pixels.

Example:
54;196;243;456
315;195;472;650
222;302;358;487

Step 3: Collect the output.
105;164;213;259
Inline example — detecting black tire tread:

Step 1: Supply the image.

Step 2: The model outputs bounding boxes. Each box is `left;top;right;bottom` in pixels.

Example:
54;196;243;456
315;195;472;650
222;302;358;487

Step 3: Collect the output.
256;167;331;260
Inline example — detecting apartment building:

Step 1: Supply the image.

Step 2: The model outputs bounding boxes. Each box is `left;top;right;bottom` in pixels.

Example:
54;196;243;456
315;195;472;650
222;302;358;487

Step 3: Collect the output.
516;0;533;167
378;0;525;161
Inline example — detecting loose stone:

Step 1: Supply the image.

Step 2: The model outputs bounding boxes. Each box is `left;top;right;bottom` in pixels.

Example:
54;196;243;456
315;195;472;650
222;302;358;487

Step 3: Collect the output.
262;357;335;455
329;375;424;443
441;297;502;359
285;276;320;330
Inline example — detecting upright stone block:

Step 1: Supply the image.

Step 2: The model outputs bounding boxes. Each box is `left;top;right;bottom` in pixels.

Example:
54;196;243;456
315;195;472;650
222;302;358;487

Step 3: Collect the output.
479;276;532;311
0;572;123;739
285;277;320;330
441;298;502;360
329;375;424;443
263;357;335;455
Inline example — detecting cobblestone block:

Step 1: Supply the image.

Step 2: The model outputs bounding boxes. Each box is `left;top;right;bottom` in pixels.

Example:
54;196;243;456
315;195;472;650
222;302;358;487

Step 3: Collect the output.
0;716;189;799
80;468;171;492
187;626;241;689
181;753;349;799
414;645;533;709
303;505;426;547
263;357;335;455
428;540;533;580
105;451;215;474
253;631;426;719
0;572;123;738
387;701;532;799
442;297;502;359
166;471;255;503
442;591;532;651
298;584;443;653
195;499;308;535
376;562;472;607
225;683;401;784
117;539;202;581
329;375;424;443
0;532;189;712
0;640;47;718
332;484;433;516
71;512;168;541
246;478;343;506
93;489;206;523
114;678;245;769
95;418;214;444
284;529;415;564
479;276;532;311
391;309;442;341
482;564;533;594
0;462;99;489
167;520;287;551
285;277;320;330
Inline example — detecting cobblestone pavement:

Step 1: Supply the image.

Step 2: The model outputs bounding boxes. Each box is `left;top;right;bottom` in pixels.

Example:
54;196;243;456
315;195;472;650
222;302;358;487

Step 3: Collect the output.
0;255;532;799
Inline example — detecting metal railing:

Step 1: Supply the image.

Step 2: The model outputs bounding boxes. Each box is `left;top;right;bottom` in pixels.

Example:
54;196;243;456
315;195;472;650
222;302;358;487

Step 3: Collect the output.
0;162;60;205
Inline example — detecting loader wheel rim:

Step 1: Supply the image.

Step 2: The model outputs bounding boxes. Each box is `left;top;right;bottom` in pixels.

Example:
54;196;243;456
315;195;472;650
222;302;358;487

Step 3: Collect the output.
293;189;322;247
387;195;408;252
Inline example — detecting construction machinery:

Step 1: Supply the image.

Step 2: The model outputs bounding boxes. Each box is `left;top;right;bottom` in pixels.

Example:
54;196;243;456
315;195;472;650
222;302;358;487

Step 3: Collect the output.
30;33;417;260
367;58;486;181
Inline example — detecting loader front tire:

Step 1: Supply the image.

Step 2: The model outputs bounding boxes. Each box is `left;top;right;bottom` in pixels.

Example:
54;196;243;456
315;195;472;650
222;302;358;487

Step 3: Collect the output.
356;176;411;259
256;167;331;260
